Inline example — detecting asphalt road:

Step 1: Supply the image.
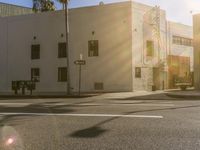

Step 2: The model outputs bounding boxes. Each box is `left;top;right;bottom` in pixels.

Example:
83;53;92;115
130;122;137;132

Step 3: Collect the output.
0;93;200;150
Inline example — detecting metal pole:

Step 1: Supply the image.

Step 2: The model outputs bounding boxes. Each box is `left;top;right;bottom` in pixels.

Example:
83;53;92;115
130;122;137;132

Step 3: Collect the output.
65;1;71;95
78;64;82;96
165;20;168;89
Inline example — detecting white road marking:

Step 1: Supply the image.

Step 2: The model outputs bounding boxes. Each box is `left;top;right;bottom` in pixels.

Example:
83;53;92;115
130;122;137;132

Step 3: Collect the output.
0;113;163;119
0;103;29;106
0;102;174;107
77;103;175;107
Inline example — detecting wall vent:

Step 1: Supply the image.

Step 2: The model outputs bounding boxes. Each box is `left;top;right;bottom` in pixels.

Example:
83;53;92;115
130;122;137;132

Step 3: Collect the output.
94;82;104;90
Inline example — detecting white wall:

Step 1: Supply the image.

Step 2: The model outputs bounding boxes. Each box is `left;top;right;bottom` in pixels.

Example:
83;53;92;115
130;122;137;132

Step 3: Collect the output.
0;18;8;92
69;2;133;92
131;2;167;91
5;12;67;93
168;21;193;72
0;1;133;94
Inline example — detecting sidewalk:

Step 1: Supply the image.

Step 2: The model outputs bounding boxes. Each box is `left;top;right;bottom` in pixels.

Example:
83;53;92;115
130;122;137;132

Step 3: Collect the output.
93;90;200;100
93;90;173;100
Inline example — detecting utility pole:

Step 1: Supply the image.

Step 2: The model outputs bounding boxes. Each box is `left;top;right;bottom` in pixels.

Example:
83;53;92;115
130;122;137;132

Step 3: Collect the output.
64;0;71;95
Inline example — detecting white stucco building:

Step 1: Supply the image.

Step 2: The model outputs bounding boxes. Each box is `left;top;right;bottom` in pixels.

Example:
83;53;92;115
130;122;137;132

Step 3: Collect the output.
0;1;194;94
167;21;193;71
167;21;193;88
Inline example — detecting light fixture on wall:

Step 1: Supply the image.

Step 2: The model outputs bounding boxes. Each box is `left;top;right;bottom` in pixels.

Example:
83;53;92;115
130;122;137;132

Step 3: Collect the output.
61;33;64;38
33;36;37;40
92;31;95;35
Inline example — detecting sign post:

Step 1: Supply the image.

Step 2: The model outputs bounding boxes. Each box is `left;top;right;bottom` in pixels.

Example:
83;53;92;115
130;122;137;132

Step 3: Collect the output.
78;63;82;96
74;54;86;96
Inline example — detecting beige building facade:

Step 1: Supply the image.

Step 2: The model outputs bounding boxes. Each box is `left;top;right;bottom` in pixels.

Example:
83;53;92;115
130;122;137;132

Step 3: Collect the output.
193;14;200;90
0;1;194;94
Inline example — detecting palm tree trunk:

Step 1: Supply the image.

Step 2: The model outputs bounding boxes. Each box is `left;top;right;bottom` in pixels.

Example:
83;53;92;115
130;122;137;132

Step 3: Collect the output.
62;3;65;10
64;1;71;95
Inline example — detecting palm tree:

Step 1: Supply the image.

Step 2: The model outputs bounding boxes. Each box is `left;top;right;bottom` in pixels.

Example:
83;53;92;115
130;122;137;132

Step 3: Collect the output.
32;0;55;12
56;0;71;95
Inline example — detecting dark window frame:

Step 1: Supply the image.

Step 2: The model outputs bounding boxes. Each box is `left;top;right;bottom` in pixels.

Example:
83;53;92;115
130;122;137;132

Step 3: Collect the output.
88;40;99;57
172;35;193;47
58;42;67;58
58;67;67;82
146;40;154;57
31;68;40;82
31;44;40;59
135;67;142;78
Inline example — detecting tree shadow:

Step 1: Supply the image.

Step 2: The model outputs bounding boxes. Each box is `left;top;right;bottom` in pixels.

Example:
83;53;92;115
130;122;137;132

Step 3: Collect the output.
0;114;36;127
0;100;101;127
0;102;74;114
0;101;74;126
70;126;107;138
106;100;173;105
107;93;183;101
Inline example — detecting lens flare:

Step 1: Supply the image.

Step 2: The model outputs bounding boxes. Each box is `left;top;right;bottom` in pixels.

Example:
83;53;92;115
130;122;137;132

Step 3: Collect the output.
5;137;15;146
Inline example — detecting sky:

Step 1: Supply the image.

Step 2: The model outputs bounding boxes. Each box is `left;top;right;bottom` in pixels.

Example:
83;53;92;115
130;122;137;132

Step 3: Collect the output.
0;0;199;25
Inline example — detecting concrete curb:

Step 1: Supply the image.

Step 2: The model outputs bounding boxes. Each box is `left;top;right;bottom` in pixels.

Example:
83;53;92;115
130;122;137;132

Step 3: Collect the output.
0;94;98;99
166;92;200;99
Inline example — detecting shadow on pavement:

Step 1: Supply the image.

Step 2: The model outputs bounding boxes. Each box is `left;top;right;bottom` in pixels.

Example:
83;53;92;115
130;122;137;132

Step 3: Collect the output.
69;103;200;138
0;102;74;113
0;100;97;126
70;127;107;138
126;104;200;114
108;93;183;101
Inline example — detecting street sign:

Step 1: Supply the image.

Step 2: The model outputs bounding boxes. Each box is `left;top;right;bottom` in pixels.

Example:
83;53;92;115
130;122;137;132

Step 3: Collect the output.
74;59;86;96
74;60;86;65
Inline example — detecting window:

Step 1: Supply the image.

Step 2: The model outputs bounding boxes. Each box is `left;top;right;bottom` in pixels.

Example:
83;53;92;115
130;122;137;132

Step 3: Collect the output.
135;67;141;78
31;44;40;59
88;40;99;57
58;42;67;58
173;36;182;45
58;67;67;82
94;82;104;90
146;40;154;56
182;38;188;46
173;36;193;46
31;68;40;82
